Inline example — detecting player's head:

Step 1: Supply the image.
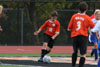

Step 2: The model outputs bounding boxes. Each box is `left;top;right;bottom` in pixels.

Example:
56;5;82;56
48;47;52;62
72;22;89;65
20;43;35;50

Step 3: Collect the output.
94;9;100;20
78;1;88;13
0;5;3;14
50;11;58;21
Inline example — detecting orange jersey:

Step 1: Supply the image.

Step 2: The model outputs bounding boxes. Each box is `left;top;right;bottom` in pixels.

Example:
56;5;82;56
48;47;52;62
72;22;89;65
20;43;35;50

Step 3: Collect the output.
67;13;95;38
40;19;60;36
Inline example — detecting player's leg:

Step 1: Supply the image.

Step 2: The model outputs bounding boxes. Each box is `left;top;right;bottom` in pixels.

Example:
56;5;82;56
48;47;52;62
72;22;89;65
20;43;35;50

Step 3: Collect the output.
41;42;48;58
93;42;98;61
97;49;100;67
89;33;96;56
38;34;50;62
72;37;78;67
46;37;55;54
79;36;88;67
97;39;100;67
91;48;95;56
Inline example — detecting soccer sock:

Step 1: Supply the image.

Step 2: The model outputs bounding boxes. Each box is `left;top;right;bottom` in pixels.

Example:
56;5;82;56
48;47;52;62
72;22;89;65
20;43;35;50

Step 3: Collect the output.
97;58;100;67
94;49;98;60
72;53;77;66
91;48;95;56
41;49;51;59
46;50;50;54
41;49;47;58
79;57;85;67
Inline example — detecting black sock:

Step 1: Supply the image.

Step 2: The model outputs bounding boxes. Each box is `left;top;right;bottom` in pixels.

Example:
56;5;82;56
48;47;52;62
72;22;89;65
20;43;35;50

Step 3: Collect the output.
41;49;47;58
79;57;85;67
72;53;77;66
46;50;50;54
41;49;51;58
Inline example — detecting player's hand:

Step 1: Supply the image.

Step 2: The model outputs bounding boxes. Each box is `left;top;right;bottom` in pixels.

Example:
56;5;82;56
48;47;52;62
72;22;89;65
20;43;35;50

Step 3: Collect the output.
51;36;56;40
97;37;99;40
34;31;39;36
0;28;3;32
89;32;92;36
0;26;3;32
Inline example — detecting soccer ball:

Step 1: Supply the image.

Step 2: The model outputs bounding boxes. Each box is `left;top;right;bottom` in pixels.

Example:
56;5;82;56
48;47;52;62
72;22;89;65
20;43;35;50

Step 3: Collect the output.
43;56;51;63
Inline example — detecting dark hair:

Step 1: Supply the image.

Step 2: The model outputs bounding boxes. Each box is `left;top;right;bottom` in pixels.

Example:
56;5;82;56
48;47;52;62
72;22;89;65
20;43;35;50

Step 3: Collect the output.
78;1;88;13
51;11;58;17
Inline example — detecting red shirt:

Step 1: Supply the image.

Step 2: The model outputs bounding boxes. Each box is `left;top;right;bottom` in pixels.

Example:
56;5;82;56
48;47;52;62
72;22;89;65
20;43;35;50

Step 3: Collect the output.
67;13;95;38
90;14;95;19
40;19;60;36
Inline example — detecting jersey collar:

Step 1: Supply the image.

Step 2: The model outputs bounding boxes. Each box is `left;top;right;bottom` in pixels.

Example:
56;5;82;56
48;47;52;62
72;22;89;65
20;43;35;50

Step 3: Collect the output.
78;13;85;15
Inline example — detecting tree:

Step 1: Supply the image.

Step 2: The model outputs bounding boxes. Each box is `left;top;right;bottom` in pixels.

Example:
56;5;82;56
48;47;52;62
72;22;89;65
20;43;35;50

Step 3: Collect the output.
23;0;66;45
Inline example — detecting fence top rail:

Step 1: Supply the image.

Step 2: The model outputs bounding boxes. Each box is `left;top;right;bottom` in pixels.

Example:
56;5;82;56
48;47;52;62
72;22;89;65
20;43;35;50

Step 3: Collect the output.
0;0;100;3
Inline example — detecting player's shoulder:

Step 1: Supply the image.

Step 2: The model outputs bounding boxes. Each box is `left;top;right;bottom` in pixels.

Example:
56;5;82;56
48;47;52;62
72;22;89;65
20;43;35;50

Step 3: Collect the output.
71;13;78;18
97;20;100;24
56;20;59;22
44;20;50;23
92;18;97;23
92;18;95;21
84;14;90;18
55;20;60;24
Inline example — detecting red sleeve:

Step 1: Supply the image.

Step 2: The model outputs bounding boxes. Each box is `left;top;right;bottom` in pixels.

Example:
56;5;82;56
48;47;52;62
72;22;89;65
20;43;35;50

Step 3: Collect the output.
88;17;95;28
90;14;95;19
67;16;74;31
55;21;60;33
40;21;48;30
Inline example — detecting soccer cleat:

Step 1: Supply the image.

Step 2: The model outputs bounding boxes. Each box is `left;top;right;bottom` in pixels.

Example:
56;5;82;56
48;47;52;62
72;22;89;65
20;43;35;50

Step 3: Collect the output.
38;58;43;62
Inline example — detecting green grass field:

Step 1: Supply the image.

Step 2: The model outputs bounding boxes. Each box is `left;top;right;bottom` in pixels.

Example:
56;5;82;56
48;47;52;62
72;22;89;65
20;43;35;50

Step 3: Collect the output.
0;65;29;67
0;53;91;67
0;53;91;57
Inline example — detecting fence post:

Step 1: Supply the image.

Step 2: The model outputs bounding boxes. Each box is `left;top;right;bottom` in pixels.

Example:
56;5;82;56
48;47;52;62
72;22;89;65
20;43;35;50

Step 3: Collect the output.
21;8;24;45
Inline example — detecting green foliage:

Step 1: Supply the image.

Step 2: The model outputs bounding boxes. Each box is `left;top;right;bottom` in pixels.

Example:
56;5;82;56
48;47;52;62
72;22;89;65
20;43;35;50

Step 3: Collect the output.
35;0;66;19
0;1;95;45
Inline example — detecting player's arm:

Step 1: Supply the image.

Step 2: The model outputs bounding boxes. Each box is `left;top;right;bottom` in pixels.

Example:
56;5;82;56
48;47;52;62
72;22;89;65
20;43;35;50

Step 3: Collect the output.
94;32;99;40
92;22;100;40
88;27;92;36
0;26;3;32
34;28;42;36
88;17;95;29
67;16;74;31
52;22;60;39
34;21;47;36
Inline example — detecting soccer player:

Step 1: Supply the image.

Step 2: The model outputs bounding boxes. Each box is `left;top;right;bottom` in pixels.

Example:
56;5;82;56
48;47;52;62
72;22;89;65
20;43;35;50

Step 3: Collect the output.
0;5;3;32
34;11;60;62
0;5;3;64
67;2;95;67
91;9;100;67
89;10;100;61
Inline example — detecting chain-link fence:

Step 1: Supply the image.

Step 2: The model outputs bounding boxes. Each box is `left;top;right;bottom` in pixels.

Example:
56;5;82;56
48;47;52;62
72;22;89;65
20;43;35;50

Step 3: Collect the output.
0;1;100;46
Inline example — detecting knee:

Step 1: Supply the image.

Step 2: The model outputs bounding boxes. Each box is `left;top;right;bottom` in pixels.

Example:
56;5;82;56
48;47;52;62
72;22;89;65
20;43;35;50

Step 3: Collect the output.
42;42;48;49
47;47;51;50
73;53;78;56
81;54;86;58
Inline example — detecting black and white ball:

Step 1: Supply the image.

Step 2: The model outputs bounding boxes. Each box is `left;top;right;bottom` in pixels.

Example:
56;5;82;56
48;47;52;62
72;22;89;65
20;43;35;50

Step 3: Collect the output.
43;56;51;63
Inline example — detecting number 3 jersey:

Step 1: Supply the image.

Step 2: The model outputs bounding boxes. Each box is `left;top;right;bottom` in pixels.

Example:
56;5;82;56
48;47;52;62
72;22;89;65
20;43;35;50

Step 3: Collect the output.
40;19;60;36
67;13;95;38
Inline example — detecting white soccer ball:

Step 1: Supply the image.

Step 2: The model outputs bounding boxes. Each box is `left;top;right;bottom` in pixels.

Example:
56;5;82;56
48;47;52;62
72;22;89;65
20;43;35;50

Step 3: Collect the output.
43;56;51;63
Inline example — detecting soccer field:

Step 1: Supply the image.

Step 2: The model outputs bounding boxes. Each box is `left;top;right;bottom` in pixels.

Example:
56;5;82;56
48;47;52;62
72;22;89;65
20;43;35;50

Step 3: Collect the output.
0;53;97;67
0;53;91;57
0;65;29;67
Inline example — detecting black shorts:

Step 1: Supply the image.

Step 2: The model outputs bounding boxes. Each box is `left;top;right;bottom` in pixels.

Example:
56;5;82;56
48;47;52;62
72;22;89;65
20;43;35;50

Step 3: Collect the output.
72;35;88;55
43;33;55;48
